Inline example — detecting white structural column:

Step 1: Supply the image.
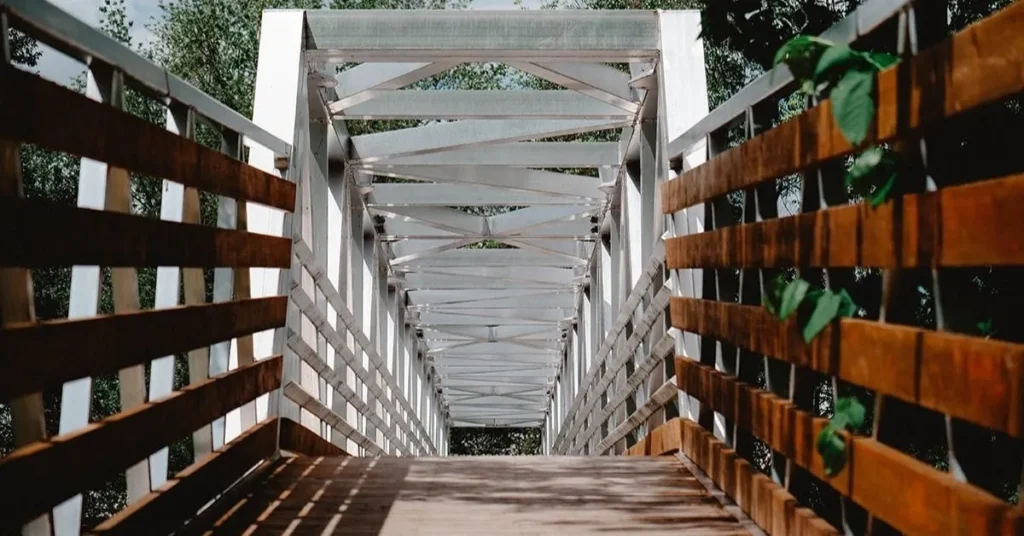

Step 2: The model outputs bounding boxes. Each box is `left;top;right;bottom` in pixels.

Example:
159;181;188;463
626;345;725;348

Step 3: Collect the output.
248;9;306;424
658;12;710;422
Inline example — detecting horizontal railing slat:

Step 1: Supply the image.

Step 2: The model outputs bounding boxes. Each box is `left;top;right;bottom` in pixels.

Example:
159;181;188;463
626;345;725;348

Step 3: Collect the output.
675;357;1024;535
91;417;279;535
666;174;1024;270
0;66;295;211
0;356;282;527
283;382;383;457
670;297;1024;437
1;197;292;269
0;296;286;401
662;1;1024;214
279;417;350;457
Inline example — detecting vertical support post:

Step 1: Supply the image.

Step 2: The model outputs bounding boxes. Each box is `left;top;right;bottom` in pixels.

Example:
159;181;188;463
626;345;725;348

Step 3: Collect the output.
248;10;307;428
53;63;128;536
657;11;709;424
0;15;51;536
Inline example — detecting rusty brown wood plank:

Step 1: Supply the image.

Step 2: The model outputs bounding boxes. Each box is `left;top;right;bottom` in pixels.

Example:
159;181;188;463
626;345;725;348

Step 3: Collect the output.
0;296;286;400
0;66;295;211
662;1;1024;214
675;357;1024;535
671;297;1024;437
91;418;279;536
0;197;292;268
666;174;1024;269
0;356;282;528
280;417;350;457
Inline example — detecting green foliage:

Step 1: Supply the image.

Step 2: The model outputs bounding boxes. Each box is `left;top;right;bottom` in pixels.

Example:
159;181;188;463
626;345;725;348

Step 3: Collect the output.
846;146;900;207
763;275;857;343
816;396;865;476
775;33;903;205
449;427;541;456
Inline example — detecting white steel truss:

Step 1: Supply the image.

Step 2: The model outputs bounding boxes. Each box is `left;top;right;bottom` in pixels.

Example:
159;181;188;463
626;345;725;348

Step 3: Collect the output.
246;8;707;438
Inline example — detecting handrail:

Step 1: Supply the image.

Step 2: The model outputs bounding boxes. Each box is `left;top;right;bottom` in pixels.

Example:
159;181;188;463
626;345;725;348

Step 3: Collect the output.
551;242;666;452
596;379;677;455
292;237;437;454
0;0;291;157
666;0;915;165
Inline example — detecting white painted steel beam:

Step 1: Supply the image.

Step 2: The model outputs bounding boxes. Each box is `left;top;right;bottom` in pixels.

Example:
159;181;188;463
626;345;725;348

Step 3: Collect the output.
335;90;633;120
332;61;459;110
304;10;660;62
357;142;620;167
510;62;637;113
394;250;583;268
367;166;604;198
350;119;627;163
369;184;599;207
489;205;596;236
374;206;485;235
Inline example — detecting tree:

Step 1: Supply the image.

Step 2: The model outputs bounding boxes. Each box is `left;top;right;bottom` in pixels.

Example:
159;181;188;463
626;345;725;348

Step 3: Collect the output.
449;428;542;455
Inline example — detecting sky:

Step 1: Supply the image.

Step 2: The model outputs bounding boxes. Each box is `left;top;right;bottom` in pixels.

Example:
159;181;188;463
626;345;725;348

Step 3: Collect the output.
38;0;546;84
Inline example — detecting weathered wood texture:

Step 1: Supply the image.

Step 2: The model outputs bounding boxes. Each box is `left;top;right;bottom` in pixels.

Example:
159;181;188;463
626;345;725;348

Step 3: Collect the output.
666;173;1024;269
190;455;751;535
0;66;295;210
1;197;292;268
280;417;351;457
662;0;1024;213
670;297;1024;438
92;418;279;535
675;358;1024;535
0;296;286;401
0;356;282;528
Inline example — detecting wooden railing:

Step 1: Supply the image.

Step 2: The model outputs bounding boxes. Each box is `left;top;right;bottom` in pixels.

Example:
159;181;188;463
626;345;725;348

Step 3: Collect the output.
660;2;1024;535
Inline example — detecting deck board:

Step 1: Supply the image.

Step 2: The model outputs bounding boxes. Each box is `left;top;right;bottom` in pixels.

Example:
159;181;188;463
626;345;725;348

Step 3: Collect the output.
190;455;750;535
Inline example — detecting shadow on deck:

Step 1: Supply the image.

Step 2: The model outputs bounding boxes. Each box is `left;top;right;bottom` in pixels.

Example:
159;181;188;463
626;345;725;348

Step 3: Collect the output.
186;455;749;535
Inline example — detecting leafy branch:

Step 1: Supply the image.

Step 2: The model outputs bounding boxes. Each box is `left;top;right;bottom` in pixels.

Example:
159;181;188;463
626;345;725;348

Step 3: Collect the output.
817;396;866;476
774;36;902;206
763;275;862;476
763;275;858;343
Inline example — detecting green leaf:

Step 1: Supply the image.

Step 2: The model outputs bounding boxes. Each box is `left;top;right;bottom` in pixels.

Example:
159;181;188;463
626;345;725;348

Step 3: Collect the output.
977;318;996;337
847;147;899;206
837;289;858;318
763;275;788;317
867;51;900;70
779;278;810;320
774;35;832;84
868;172;897;207
835;396;866;431
830;68;875;146
817;429;848;476
813;44;858;88
803;290;841;343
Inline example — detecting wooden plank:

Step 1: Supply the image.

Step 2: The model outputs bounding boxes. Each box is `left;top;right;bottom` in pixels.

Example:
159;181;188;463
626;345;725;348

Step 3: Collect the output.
0;296;286;400
280;417;350;457
91;418;279;535
662;1;1024;214
677;418;838;535
0;356;282;527
675;357;1024;535
0;66;296;211
666;173;1024;269
671;297;1024;437
0;197;292;268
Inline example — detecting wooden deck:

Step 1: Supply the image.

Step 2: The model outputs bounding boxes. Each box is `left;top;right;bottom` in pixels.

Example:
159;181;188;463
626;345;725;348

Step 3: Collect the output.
188;455;751;535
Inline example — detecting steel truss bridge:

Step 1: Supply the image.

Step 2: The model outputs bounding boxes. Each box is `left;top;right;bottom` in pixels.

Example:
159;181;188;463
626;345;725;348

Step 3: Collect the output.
2;0;1023;533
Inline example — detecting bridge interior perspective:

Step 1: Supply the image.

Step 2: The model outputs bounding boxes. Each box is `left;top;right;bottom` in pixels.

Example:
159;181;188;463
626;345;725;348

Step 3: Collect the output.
2;0;1024;534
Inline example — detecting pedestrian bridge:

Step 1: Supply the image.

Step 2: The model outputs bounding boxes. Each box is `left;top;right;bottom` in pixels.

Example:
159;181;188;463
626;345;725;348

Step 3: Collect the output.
2;0;1023;534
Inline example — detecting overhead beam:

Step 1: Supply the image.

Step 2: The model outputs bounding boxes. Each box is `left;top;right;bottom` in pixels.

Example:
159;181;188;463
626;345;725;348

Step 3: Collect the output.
356;142;620;167
366;166;604;198
394;250;583;269
335;90;633;120
332;61;459;110
304;10;660;62
350;119;627;162
488;205;596;236
370;184;599;207
510;62;637;113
